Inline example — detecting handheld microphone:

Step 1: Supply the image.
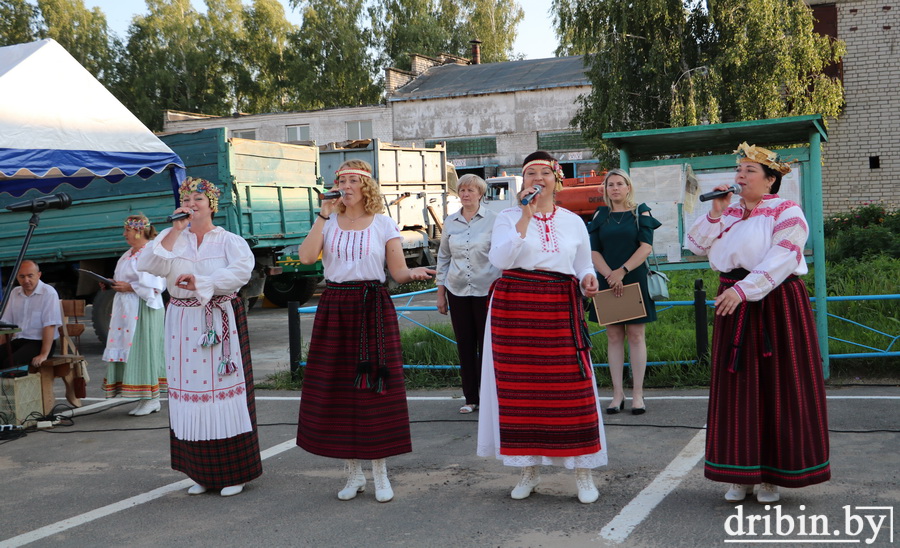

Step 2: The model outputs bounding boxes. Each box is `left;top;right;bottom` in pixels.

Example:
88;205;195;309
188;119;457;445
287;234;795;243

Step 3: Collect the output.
699;184;742;202
5;193;72;213
320;190;344;200
166;211;192;222
520;185;543;206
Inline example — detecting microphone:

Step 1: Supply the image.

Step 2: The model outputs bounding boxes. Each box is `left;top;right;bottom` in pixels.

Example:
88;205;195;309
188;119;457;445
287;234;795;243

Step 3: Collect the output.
5;193;72;213
699;184;742;202
320;190;344;200
520;185;543;206
166;211;192;222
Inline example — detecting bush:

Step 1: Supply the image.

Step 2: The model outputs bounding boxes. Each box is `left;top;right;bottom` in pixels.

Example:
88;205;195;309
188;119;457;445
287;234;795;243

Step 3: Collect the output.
831;225;900;261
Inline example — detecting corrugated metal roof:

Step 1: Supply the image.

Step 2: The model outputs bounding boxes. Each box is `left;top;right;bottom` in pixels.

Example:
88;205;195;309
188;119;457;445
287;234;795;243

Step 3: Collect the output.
388;56;589;102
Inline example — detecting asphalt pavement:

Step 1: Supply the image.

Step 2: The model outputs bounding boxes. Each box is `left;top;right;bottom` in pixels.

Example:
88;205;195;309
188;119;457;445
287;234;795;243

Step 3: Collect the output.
1;289;898;548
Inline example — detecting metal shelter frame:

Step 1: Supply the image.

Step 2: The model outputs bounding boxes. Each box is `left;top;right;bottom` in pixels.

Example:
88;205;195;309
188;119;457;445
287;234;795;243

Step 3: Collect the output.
602;114;830;374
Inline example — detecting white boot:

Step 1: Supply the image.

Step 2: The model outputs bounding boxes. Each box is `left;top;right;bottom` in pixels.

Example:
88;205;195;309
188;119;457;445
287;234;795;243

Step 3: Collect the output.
337;459;366;501
511;466;541;500
133;398;161;416
129;400;146;415
724;484;752;502
575;468;599;503
372;459;394;502
757;483;780;503
220;484;245;497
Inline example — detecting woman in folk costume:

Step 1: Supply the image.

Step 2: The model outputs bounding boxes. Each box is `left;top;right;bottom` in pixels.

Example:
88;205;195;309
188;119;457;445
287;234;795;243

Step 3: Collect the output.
476;151;607;504
137;177;262;497
296;160;434;503
101;214;167;416
686;143;830;504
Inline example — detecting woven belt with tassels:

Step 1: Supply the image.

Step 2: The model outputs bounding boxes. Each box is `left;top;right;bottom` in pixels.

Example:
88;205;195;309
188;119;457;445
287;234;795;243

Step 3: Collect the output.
325;280;389;394
170;293;238;375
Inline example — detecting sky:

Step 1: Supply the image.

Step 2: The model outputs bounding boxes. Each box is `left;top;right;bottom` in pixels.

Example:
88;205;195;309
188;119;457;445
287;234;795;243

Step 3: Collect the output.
77;0;558;60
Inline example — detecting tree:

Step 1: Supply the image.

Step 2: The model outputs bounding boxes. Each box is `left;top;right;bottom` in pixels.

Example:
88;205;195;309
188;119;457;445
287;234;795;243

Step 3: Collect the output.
36;0;120;84
0;0;40;46
554;0;845;165
236;0;297;112
462;0;523;63
287;0;381;109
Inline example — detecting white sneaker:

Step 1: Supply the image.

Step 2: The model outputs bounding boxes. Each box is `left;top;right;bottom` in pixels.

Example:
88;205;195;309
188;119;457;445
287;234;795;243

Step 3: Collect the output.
575;468;599;503
724;484;752;502
133;398;161;416
187;483;207;495
220;484;245;497
511;466;541;500
338;460;366;501
757;483;780;503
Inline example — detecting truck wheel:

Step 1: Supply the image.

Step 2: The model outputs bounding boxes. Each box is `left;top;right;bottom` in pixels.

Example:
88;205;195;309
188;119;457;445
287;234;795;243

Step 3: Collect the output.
91;289;115;343
263;275;318;308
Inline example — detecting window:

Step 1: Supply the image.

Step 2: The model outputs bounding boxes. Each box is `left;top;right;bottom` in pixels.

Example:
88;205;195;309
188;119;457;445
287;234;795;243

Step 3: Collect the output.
538;131;587;151
232;129;257;140
286;125;310;142
346;120;373;140
425;137;497;157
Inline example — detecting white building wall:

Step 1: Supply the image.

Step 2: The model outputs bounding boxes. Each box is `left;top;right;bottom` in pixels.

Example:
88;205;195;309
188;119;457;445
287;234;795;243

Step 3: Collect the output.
821;0;899;213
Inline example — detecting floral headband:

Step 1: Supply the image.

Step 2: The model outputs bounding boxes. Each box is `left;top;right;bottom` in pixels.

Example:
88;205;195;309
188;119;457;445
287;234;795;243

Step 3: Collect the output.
735;142;792;175
334;168;372;184
178;177;223;212
124;218;149;232
522;159;565;184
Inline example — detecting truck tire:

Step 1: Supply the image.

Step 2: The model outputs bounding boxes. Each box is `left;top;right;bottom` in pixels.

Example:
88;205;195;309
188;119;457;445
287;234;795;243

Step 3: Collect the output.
263;274;318;308
91;289;115;343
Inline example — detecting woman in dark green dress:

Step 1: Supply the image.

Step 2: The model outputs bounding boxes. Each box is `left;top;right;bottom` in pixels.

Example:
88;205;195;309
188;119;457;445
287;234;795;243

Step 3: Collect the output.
587;169;661;415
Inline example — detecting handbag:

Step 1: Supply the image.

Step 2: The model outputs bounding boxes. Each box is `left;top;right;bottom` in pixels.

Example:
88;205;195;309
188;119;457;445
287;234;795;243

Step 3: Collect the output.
634;206;669;301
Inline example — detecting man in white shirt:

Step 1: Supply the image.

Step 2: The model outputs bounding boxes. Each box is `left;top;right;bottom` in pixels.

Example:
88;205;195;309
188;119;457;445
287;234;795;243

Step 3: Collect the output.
0;260;62;370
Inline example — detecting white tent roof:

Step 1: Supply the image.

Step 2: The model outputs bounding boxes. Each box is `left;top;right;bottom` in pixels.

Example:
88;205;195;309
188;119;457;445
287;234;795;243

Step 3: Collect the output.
0;39;184;196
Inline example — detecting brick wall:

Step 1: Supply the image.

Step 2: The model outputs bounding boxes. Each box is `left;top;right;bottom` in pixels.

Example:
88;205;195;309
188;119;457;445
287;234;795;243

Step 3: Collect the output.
819;0;900;214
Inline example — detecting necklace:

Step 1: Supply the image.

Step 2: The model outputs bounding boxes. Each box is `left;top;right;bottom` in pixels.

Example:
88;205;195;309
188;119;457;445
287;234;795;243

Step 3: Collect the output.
609;210;631;224
345;213;367;223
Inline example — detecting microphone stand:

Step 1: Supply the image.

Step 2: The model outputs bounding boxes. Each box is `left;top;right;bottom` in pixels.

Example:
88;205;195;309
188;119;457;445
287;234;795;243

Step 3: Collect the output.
0;211;43;327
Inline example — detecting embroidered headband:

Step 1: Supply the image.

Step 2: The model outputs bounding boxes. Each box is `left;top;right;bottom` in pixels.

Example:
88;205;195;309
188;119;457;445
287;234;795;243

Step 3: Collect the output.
523;159;565;184
735;142;792;175
178;177;223;212
124;218;149;232
335;168;372;180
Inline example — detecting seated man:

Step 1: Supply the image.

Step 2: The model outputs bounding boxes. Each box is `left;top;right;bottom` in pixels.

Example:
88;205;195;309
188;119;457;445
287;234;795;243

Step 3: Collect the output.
0;260;62;371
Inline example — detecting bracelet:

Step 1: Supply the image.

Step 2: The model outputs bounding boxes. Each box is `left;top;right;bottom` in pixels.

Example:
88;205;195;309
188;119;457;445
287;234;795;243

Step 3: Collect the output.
317;212;330;221
622;265;630;274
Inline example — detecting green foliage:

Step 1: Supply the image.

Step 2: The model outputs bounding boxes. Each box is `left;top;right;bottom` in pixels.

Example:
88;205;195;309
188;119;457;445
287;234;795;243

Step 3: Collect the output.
823;204;900;260
37;0;119;85
555;0;845;166
0;0;40;46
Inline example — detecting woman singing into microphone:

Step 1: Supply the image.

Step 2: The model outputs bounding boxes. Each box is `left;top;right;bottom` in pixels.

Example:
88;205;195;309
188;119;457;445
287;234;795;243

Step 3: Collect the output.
477;151;607;504
296;160;434;503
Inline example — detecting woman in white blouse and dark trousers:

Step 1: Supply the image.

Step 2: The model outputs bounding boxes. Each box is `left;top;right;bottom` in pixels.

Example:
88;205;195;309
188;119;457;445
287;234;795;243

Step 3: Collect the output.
436;174;501;414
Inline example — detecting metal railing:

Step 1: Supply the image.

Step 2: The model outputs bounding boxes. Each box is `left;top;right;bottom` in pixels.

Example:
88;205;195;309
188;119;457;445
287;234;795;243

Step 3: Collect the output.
288;285;899;379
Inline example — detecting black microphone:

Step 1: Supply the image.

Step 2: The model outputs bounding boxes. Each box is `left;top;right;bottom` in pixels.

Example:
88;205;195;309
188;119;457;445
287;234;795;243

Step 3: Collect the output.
699;184;742;202
320;190;344;200
520;185;543;206
5;193;72;213
166;211;192;222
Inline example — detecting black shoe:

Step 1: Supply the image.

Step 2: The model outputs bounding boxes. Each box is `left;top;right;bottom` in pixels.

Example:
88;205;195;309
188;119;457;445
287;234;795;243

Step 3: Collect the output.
631;405;646;415
606;398;625;415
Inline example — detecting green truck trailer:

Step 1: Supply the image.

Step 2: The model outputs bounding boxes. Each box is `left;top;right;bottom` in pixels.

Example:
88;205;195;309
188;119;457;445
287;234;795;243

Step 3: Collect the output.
0;127;325;341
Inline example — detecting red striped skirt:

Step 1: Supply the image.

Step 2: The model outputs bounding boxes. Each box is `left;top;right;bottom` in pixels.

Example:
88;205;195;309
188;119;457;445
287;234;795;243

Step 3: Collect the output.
491;269;600;457
705;272;830;488
170;297;263;488
296;281;412;459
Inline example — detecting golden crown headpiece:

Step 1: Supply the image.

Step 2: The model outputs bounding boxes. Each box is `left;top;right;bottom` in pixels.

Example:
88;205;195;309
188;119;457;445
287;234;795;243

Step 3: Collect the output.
735;142;792;175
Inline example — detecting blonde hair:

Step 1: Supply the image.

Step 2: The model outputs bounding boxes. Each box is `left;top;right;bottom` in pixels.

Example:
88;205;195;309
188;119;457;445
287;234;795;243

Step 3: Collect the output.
335;159;384;215
457;174;487;196
602;168;637;211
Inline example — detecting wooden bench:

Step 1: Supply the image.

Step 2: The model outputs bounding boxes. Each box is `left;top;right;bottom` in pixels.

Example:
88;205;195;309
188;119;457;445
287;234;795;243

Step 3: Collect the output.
36;300;86;415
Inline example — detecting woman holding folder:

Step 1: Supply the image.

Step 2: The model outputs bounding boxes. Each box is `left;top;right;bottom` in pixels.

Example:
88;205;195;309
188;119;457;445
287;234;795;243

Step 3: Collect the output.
588;169;661;415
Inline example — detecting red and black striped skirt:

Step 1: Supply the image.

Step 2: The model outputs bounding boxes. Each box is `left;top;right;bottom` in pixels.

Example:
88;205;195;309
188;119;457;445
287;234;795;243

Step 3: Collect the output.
297;281;412;459
491;269;600;457
170;297;263;488
705;272;830;488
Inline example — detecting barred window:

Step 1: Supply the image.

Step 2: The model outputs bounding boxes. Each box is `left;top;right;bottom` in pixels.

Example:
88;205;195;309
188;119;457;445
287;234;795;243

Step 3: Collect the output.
425;137;497;157
538;131;587;151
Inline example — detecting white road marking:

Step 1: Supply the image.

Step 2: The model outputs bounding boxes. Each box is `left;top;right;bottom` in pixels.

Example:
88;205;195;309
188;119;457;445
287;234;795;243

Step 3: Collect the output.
598;428;707;544
0;439;297;548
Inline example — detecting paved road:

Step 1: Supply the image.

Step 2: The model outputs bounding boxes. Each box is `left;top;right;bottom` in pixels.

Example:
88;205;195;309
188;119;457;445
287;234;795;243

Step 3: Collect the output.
1;295;898;547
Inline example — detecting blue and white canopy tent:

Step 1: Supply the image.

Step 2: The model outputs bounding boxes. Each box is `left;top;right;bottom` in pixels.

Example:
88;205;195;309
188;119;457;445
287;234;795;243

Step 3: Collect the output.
0;39;184;196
